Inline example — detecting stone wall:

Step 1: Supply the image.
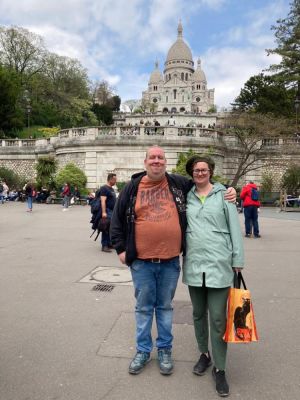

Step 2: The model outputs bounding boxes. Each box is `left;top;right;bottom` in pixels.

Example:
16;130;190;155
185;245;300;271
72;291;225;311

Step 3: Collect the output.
0;156;37;180
1;129;300;190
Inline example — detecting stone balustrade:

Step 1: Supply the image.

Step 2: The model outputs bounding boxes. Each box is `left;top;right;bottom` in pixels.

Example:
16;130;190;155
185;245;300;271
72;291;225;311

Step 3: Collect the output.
1;127;299;149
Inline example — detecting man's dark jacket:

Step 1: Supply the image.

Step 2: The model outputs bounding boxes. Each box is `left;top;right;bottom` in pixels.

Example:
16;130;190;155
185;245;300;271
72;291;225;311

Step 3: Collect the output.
110;171;193;266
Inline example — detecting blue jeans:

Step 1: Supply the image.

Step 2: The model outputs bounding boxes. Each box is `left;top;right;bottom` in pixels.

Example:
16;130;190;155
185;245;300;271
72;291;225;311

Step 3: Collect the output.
101;208;113;247
244;205;259;236
27;196;33;210
130;257;180;353
63;195;70;208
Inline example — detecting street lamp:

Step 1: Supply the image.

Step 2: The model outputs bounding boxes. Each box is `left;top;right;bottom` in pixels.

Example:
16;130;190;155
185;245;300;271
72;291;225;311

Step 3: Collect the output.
295;95;300;135
26;104;32;129
24;89;32;129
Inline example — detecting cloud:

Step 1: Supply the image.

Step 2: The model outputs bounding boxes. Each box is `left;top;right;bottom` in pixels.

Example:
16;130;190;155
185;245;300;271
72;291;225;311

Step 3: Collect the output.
0;0;290;107
203;46;281;107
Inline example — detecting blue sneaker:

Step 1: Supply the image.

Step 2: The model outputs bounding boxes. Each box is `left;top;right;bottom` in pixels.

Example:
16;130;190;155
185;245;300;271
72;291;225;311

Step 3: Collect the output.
157;349;173;375
128;352;151;375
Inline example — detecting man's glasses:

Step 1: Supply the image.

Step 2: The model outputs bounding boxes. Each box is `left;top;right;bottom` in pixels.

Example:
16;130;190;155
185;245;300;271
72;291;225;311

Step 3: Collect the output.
192;169;210;175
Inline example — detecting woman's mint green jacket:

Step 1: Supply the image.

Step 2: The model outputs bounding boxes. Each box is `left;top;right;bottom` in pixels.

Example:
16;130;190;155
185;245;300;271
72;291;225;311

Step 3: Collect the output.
183;183;244;288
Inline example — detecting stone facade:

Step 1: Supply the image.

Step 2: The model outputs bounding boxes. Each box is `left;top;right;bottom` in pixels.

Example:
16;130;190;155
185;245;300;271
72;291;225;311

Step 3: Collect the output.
142;22;214;114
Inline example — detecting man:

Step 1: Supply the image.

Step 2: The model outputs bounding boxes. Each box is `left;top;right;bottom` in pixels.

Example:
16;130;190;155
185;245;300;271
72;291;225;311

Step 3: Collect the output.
99;173;117;252
110;146;236;376
240;181;261;238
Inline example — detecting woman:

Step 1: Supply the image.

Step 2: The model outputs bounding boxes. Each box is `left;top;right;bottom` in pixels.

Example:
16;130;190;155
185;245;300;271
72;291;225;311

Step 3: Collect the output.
24;182;33;212
61;182;71;211
183;155;244;397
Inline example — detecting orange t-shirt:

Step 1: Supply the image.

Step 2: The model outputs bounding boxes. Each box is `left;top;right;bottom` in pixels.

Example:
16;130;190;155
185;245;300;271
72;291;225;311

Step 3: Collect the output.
135;176;181;259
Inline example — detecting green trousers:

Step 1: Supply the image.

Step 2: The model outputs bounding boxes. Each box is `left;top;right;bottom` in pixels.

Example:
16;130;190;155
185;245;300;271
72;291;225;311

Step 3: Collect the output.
188;285;229;371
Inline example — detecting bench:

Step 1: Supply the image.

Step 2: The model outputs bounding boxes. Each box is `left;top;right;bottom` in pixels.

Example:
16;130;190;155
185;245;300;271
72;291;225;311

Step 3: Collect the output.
48;197;87;205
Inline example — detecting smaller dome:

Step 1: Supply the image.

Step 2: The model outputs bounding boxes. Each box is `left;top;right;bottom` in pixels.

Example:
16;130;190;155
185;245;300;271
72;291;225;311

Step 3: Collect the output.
193;58;207;82
149;61;163;84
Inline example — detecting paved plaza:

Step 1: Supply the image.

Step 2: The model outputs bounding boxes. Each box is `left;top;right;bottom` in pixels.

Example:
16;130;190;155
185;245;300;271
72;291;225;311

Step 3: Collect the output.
0;202;299;400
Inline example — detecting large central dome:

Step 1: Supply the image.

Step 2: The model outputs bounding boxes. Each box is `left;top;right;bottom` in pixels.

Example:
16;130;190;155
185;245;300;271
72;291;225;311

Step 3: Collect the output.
166;22;193;63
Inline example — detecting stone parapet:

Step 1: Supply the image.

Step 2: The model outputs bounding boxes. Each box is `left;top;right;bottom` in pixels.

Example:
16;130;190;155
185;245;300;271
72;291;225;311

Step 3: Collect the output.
0;126;299;189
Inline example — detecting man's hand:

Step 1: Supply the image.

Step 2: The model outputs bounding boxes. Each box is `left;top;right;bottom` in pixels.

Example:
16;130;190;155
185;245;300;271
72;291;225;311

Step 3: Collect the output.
119;251;126;265
224;187;236;203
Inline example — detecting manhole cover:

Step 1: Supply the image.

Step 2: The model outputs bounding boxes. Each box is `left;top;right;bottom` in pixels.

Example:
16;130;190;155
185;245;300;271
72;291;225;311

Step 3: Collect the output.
79;266;132;286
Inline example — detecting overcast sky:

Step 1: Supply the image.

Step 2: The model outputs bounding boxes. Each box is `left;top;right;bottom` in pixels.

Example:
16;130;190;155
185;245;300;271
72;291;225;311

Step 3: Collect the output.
0;0;290;108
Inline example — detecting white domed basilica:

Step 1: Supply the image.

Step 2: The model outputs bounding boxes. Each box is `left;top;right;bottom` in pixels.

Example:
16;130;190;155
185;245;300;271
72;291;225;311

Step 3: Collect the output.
142;22;215;113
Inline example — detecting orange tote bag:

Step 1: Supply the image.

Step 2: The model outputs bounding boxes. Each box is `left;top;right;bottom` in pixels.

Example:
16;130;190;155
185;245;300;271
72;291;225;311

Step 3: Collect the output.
223;272;258;343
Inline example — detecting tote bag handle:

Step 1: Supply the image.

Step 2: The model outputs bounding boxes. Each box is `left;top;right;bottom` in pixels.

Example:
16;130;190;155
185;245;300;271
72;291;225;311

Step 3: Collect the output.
233;271;247;290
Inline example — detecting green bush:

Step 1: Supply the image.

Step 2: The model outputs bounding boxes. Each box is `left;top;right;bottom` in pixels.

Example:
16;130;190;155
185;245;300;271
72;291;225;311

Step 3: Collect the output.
281;164;300;196
55;163;87;192
0;167;25;189
35;156;57;189
260;172;274;193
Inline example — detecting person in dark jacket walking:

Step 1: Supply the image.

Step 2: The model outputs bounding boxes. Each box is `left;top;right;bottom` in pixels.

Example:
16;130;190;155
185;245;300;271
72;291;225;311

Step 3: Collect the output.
24;182;33;212
110;146;236;377
240;181;261;238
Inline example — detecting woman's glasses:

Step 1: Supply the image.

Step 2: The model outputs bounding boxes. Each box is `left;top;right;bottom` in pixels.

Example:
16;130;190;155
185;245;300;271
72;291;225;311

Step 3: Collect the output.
192;169;210;175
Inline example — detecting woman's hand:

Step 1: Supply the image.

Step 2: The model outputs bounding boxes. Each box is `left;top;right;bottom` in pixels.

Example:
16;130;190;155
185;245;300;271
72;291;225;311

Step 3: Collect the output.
224;187;236;203
232;267;242;273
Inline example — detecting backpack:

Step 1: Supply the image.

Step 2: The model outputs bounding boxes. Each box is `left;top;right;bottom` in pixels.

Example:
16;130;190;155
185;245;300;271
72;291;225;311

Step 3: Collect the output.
251;188;259;201
89;197;103;240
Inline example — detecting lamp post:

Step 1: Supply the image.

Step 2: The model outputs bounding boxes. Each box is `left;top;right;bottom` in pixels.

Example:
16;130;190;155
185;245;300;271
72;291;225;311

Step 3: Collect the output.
26;104;32;129
295;96;300;135
24;90;32;129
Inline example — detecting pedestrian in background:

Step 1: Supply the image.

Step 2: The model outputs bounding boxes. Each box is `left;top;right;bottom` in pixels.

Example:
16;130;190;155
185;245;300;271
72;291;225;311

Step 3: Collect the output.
24;182;33;212
240;181;261;238
99;173;117;252
61;182;71;211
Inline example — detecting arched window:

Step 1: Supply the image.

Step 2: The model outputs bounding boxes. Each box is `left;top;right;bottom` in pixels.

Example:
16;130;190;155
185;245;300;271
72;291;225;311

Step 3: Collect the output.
185;73;188;81
181;72;184;81
163;107;168;113
180;107;185;112
171;107;177;113
173;89;177;100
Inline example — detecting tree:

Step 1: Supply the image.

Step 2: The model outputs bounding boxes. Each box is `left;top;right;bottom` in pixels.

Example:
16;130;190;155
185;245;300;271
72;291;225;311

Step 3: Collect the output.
266;0;300;92
233;74;295;117
0;26;46;83
29;53;95;128
222;112;290;186
35;156;57;189
260;172;275;193
92;80;115;105
0;166;23;188
0;65;24;135
172;148;228;184
107;95;121;111
281;163;300;195
55;163;87;192
208;105;217;113
123;99;140;113
91;103;113;125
